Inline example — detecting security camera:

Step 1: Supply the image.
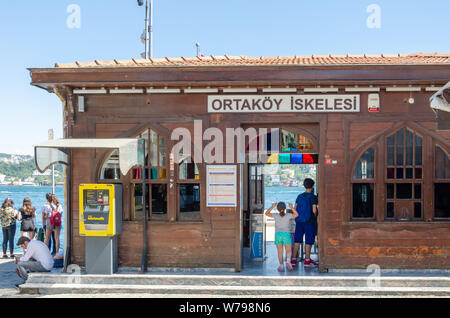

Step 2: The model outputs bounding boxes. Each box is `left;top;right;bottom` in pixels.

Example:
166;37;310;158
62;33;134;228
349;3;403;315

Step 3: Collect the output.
137;0;144;6
408;97;415;104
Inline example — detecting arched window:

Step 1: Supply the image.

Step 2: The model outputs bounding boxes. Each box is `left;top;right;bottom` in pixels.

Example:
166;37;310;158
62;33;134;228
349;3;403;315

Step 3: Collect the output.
132;129;168;220
385;128;423;220
100;149;120;180
434;145;450;218
352;146;375;218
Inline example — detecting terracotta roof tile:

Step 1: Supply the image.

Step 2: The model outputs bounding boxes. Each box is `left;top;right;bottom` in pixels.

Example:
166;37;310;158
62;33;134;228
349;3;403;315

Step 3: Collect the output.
55;53;450;68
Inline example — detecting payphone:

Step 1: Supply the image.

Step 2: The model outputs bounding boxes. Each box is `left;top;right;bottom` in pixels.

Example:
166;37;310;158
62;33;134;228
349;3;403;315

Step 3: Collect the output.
79;184;122;274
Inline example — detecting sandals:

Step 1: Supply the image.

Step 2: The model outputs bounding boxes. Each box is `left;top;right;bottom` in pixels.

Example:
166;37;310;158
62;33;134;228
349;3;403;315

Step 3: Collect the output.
2;254;8;259
9;254;15;259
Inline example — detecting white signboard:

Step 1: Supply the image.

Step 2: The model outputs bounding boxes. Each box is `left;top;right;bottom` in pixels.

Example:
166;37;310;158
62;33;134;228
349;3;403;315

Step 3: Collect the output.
208;95;360;113
207;165;237;207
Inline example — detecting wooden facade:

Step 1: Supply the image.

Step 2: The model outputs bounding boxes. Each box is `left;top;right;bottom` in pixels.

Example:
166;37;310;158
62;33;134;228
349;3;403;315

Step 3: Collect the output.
29;54;450;271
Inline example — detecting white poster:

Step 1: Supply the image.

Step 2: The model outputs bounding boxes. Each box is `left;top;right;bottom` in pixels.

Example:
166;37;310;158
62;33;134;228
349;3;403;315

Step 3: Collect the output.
207;165;237;207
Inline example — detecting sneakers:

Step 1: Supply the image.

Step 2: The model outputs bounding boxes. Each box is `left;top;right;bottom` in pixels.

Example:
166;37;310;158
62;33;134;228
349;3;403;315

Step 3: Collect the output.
2;254;8;259
277;265;285;272
285;261;293;271
291;258;297;266
304;258;318;267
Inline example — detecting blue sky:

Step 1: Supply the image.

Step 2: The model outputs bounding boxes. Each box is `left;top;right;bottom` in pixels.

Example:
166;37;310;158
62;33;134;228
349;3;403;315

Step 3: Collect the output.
0;0;449;155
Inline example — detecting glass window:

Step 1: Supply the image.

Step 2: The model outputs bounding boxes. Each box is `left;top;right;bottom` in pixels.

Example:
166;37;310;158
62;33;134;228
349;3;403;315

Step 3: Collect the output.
396;129;404;166
405;129;413;166
280;129;314;152
353;147;375;180
435;146;450;179
396;183;412;199
385;128;423;221
151;184;167;217
435;183;450;218
434;146;450;218
179;156;199;180
387;135;395;166
352;183;374;218
131;128;169;220
150;129;158;166
100;150;120;180
415;135;422;166
134;183;149;219
179;184;201;220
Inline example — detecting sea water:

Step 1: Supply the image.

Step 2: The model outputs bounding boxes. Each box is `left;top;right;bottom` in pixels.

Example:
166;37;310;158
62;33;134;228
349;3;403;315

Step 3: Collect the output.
0;186;64;253
264;186;306;210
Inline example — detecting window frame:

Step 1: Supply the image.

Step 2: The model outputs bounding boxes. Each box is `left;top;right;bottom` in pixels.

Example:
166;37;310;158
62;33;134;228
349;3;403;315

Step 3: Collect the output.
433;143;450;220
130;128;170;221
384;128;424;221
351;144;377;220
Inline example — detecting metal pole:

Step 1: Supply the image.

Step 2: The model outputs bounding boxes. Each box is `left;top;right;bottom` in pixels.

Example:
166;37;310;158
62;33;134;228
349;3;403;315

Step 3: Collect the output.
52;165;55;194
144;0;149;59
140;137;147;272
149;0;153;58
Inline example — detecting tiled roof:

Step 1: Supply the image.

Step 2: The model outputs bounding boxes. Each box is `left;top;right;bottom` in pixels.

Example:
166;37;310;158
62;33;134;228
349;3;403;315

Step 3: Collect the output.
54;53;450;68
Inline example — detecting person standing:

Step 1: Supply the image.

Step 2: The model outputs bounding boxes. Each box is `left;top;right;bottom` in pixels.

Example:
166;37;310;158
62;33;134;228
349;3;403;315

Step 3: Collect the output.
265;201;298;272
291;178;318;267
45;194;62;255
15;236;53;281
17;197;37;240
1;198;18;259
42;193;56;254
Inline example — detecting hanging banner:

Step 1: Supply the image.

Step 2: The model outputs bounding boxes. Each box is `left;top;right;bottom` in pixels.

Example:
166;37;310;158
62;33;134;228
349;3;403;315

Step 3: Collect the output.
206;165;237;207
208;95;360;113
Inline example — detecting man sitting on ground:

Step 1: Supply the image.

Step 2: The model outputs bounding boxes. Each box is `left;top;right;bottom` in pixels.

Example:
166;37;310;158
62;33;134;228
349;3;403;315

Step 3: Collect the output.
15;236;54;281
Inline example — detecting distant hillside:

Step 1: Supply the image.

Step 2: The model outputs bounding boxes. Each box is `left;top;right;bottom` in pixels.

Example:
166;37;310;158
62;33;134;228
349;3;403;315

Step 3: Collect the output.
0;153;63;184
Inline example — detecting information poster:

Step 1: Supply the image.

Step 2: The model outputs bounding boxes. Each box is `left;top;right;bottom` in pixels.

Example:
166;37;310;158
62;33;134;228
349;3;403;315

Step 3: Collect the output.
206;165;237;207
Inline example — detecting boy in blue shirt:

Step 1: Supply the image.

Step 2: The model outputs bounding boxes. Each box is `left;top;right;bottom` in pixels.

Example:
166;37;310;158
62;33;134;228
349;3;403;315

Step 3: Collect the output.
292;178;318;267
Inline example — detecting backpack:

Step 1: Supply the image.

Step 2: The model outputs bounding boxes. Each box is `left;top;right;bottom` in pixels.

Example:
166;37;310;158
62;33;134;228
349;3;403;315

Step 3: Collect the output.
295;193;313;223
50;206;62;227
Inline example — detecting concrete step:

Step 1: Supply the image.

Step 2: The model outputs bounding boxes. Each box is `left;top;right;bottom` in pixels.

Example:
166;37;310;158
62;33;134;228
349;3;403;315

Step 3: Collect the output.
23;273;450;288
19;273;450;296
19;282;450;297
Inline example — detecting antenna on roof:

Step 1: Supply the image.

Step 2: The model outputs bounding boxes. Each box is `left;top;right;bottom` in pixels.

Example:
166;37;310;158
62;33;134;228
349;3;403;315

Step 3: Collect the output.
137;0;153;59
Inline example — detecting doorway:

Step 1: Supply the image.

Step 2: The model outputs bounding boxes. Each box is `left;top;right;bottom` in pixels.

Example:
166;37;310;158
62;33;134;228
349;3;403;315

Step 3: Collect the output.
241;125;320;273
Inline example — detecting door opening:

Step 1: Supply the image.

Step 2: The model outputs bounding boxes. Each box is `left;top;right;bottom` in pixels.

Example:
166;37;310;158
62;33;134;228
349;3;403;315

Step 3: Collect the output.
242;125;320;274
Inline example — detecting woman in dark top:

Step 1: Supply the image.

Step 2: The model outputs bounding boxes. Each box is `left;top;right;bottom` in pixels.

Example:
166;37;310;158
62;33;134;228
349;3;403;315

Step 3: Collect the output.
17;197;36;240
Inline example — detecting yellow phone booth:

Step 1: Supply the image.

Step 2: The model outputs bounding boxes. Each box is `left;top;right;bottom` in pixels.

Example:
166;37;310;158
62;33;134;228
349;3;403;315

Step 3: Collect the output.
79;184;122;274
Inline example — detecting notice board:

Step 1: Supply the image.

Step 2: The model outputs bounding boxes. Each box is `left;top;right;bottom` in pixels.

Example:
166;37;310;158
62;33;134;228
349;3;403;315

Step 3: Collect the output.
206;165;237;207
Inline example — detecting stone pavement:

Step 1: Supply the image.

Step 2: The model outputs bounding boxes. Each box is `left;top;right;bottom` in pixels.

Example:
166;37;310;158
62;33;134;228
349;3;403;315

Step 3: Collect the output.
0;257;23;297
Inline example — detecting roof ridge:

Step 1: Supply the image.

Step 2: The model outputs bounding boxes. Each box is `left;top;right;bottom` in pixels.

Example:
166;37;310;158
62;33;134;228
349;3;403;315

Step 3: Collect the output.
54;53;450;68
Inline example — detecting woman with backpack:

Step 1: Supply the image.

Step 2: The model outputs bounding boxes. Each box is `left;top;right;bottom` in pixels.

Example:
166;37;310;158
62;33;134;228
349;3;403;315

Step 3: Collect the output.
1;198;18;258
17;197;37;240
43;194;62;255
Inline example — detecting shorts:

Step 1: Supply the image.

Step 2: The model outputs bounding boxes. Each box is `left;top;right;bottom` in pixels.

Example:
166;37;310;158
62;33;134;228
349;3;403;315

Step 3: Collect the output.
20;219;36;232
45;219;61;231
275;232;292;246
294;222;316;245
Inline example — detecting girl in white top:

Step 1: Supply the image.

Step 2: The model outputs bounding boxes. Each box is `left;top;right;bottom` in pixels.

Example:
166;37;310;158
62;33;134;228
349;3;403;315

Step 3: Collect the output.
43;194;63;255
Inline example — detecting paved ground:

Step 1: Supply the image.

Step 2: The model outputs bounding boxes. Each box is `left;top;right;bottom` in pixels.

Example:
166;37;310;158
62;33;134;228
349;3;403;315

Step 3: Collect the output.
0;257;24;297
